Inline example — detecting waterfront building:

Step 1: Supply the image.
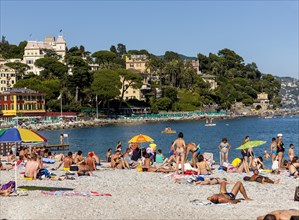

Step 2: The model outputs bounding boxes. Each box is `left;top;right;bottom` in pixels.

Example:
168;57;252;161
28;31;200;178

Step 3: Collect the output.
125;54;149;73
23;35;66;75
0;88;45;119
253;92;270;110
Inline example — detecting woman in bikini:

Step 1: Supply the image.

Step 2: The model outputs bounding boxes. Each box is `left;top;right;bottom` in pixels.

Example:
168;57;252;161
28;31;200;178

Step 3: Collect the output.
270;137;277;163
196;154;211;175
289;156;299;178
171;132;186;174
277;134;285;171
218;138;231;165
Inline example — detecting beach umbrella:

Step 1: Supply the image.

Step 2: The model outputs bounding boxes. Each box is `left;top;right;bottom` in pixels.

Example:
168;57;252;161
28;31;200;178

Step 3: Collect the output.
0;128;47;143
128;134;154;159
236;140;266;150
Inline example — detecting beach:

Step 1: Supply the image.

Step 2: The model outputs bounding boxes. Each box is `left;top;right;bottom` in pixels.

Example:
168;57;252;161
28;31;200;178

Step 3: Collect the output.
1;163;298;220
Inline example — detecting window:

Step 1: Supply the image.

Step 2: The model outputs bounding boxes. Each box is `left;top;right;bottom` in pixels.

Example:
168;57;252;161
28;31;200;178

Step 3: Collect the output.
4;96;7;101
4;104;8;110
133;90;136;94
125;91;128;94
130;63;134;68
11;104;14;110
10;96;14;101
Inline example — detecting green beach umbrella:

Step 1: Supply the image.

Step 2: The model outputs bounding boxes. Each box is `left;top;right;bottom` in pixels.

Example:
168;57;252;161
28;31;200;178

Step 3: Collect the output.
236;140;266;150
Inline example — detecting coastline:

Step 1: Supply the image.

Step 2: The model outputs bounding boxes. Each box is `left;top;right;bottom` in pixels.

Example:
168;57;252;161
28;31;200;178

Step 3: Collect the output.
0;110;298;132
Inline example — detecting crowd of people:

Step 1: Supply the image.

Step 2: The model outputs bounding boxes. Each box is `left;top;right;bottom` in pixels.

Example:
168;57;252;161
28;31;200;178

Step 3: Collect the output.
0;131;298;219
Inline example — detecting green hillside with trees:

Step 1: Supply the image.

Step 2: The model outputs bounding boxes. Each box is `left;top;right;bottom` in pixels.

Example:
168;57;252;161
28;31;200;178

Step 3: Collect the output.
0;36;281;115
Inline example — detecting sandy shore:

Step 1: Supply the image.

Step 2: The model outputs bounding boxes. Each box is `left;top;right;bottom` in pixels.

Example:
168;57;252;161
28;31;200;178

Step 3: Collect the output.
0;163;298;220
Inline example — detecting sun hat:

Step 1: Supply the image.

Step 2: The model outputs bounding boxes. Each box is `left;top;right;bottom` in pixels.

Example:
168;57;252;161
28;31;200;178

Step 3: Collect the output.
277;133;283;137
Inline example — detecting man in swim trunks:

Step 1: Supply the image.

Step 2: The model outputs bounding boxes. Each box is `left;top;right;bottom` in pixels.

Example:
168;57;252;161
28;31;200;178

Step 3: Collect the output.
185;142;200;167
207;181;251;204
248;169;280;184
257;210;299;220
86;152;96;171
24;154;40;179
171;132;186;174
56;152;73;170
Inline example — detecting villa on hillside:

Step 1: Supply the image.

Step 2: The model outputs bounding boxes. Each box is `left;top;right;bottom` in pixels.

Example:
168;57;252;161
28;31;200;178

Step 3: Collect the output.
23;35;66;75
253;92;270;110
201;74;218;90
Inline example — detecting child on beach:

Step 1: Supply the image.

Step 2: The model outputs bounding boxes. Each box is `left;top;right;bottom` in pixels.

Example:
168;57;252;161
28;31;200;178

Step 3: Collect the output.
155;149;164;163
106;148;112;162
288;144;295;162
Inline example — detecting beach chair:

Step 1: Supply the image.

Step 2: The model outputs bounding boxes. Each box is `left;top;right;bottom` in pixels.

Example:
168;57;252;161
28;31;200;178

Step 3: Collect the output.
203;152;214;167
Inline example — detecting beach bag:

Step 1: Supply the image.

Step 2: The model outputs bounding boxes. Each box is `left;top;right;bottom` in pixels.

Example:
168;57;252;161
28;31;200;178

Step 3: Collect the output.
295;186;299;201
70;166;79;171
1;181;15;193
37;168;51;178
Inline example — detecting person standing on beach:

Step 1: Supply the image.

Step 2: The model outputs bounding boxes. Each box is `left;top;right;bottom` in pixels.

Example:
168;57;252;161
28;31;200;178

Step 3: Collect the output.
240;136;250;163
185;143;200;167
60;133;64;145
218;138;231;165
270;137;277;163
171;132;186;174
276;133;285;171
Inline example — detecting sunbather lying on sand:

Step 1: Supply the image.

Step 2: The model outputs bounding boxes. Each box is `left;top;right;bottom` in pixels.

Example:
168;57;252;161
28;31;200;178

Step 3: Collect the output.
207;181;251;204
0;162;11;171
244;169;280;184
143;153;174;173
223;159;250;174
194;177;229;185
289;156;299;178
257;210;299;220
111;151;129;169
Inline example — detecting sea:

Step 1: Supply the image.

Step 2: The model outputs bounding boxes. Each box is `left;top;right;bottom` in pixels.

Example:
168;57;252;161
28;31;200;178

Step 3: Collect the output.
38;115;299;168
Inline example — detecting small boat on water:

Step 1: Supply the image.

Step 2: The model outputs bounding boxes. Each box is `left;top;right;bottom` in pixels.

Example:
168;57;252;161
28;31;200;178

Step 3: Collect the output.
161;130;177;134
205;123;216;127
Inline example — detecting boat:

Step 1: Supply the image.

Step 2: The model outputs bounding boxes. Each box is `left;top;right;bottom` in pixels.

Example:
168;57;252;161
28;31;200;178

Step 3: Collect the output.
161;130;177;134
205;123;216;126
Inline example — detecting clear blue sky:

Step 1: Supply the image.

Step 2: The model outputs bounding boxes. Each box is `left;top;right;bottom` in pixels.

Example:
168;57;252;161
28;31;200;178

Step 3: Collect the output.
1;0;298;78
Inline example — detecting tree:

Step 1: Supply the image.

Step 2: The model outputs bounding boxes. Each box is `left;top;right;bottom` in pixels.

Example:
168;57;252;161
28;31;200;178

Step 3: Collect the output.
35;57;67;80
163;86;178;102
164;51;180;62
92;50;117;69
116;69;142;109
156;97;172;111
117;43;127;57
91;69;121;114
5;62;30;80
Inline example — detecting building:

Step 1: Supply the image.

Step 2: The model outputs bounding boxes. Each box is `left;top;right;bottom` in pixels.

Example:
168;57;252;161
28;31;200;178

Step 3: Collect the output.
0;58;18;91
23;35;66;75
201;74;218;90
253;92;270;110
0;88;45;119
125;55;148;73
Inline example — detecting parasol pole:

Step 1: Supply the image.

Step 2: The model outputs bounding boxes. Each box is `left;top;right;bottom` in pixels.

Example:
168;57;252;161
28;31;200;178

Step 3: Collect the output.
14;161;18;195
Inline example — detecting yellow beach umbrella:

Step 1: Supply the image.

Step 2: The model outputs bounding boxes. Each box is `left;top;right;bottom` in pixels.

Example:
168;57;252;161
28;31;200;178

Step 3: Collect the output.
128;134;154;159
128;134;154;143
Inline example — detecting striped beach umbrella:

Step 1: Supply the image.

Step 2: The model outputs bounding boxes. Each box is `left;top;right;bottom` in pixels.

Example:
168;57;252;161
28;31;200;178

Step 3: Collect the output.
0;128;47;143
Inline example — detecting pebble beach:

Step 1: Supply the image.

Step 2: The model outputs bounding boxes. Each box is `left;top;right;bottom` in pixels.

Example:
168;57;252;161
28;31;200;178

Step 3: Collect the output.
1;162;298;220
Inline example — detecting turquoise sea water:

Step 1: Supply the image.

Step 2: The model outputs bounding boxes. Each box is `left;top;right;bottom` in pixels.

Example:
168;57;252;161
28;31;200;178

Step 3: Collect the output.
38;115;299;168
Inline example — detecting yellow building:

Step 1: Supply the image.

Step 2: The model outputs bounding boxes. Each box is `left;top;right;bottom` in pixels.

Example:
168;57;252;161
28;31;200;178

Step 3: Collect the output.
0;88;45;118
125;55;149;73
0;58;17;92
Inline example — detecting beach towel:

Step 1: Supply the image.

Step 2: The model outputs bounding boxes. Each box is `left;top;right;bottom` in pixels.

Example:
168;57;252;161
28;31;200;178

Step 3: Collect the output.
1;181;15;193
41;191;112;197
42;158;55;164
190;199;230;206
18;186;74;191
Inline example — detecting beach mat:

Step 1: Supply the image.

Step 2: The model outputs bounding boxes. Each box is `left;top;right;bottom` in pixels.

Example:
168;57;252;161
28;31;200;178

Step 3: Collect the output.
18;186;74;191
41;191;112;197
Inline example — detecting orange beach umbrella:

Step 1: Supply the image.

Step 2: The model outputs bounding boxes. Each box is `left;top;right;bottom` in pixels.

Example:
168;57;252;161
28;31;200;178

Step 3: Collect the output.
128;134;154;143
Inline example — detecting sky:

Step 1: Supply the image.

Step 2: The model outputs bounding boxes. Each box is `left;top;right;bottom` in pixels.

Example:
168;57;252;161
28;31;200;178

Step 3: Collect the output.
0;0;298;78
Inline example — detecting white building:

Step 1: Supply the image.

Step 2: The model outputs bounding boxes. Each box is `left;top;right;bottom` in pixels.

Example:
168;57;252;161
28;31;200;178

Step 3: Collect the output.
23;35;66;75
